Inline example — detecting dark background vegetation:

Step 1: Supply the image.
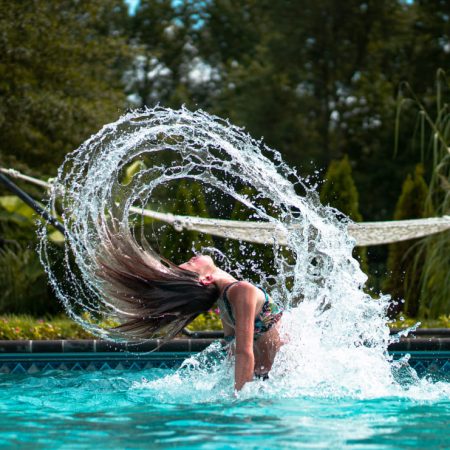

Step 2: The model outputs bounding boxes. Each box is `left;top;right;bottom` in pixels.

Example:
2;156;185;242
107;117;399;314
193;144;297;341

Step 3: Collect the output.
0;0;449;324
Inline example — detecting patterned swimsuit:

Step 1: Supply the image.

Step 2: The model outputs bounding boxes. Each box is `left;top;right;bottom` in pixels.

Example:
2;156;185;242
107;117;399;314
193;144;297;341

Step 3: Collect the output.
217;281;283;341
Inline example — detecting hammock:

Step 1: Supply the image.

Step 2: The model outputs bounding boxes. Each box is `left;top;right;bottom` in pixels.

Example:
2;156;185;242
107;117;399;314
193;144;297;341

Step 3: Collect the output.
130;208;450;246
1;168;449;247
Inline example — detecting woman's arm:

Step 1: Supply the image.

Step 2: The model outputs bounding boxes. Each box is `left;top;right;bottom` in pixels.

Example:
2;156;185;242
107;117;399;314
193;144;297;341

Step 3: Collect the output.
228;282;257;391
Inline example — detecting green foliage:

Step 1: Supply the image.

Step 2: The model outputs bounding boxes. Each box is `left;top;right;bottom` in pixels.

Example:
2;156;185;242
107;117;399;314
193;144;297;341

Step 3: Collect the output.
396;72;450;319
0;315;94;340
384;165;429;316
1;0;449;320
0;195;40;243
0;2;446;214
127;0;200;108
159;180;214;264
0;312;222;339
389;314;450;330
186;310;222;331
195;0;433;221
0;0;130;177
0;246;58;316
0;311;449;340
124;160;147;184
320;155;368;272
320;155;362;222
0;195;64;315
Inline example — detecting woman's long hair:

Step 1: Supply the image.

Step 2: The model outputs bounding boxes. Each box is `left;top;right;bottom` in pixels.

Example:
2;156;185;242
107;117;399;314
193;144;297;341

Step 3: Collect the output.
95;223;220;341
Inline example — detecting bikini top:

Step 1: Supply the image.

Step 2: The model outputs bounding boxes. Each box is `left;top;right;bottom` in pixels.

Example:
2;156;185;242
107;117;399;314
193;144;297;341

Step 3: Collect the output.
217;281;283;341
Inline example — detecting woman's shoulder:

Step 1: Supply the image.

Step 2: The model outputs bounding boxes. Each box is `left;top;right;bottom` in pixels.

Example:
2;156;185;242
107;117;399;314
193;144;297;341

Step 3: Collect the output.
226;281;259;300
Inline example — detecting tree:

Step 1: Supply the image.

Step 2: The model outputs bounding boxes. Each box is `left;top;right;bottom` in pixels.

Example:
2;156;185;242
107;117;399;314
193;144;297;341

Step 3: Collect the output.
159;180;214;264
320;155;363;221
126;0;210;109
383;165;429;317
320;155;368;272
194;0;448;225
0;0;130;177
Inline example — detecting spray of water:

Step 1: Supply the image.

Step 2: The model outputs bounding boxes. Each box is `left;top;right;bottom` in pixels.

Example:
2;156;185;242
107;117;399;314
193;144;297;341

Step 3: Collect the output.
38;106;448;400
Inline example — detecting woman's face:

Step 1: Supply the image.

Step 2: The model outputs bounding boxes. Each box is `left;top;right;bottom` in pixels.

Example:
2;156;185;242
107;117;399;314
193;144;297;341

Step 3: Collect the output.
179;254;215;277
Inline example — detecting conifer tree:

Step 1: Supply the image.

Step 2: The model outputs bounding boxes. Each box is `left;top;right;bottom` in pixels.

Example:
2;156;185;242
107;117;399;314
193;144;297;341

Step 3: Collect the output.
320;155;362;221
159;180;214;264
383;165;429;317
320;155;368;272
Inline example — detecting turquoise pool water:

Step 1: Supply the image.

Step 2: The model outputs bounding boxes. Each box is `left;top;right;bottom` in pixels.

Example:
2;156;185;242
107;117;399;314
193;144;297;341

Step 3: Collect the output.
1;369;449;449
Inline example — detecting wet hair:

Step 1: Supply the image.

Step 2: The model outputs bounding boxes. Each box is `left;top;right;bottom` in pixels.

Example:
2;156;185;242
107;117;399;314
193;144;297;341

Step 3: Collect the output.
95;225;220;341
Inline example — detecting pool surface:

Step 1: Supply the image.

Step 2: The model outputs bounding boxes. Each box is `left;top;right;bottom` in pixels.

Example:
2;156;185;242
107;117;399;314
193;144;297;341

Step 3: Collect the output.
1;337;449;448
0;368;449;449
0;369;450;449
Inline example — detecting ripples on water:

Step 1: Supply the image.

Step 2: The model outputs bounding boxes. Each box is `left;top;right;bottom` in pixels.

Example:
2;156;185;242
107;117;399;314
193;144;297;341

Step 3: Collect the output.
0;370;449;449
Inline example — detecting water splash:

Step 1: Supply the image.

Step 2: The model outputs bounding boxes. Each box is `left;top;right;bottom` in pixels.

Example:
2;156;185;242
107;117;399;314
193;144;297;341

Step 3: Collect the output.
38;106;446;399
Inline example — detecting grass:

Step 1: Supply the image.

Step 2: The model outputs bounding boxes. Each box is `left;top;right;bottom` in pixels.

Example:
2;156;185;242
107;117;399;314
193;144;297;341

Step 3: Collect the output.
396;71;450;318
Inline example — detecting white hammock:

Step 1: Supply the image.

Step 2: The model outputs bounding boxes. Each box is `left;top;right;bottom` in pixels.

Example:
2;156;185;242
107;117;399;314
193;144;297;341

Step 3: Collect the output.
130;208;450;246
2;168;449;247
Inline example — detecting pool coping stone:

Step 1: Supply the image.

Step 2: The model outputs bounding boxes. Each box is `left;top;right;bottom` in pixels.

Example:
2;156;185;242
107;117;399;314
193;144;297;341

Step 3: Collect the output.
1;336;450;353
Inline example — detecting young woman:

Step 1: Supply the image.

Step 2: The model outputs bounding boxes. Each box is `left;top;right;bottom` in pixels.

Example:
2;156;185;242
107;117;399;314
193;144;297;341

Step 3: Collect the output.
97;233;283;391
179;255;284;390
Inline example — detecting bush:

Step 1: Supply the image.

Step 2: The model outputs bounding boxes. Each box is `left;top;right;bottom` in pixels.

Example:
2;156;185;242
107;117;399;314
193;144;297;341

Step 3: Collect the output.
0;315;94;340
389;314;450;329
320;155;368;272
1;310;448;340
0;312;223;339
187;310;222;331
0;195;64;315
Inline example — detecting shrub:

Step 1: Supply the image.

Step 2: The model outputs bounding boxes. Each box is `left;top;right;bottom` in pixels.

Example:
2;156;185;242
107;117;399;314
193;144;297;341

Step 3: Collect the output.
187;310;222;331
0;315;94;340
0;195;64;315
389;314;450;329
0;313;223;339
320;155;368;272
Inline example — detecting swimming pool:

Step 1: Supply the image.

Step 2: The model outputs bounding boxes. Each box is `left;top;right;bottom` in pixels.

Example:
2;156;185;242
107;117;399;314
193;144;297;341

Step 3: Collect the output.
0;337;449;449
0;367;449;449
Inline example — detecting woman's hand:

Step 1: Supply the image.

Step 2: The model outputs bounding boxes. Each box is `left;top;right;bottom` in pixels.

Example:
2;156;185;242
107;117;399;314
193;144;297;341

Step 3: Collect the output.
228;282;257;391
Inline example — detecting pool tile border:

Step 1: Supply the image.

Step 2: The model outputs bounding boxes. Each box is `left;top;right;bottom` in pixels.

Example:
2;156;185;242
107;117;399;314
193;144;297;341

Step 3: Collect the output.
0;338;449;377
0;339;219;353
0;352;189;374
0;352;448;376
